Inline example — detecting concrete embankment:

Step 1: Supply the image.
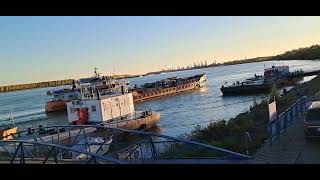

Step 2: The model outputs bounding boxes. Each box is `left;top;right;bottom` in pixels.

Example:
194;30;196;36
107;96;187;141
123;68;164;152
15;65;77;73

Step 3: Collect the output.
0;79;74;93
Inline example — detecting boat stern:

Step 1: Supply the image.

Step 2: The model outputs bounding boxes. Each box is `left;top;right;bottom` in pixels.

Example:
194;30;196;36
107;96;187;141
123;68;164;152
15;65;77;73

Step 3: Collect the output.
45;100;67;113
197;73;207;87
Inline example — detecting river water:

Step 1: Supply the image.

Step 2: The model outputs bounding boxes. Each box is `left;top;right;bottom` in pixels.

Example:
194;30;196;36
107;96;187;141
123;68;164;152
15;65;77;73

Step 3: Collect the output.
1;60;320;137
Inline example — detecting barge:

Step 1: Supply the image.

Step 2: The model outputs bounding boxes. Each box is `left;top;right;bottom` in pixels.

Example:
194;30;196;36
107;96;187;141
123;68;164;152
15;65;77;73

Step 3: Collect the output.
221;65;292;95
131;73;206;102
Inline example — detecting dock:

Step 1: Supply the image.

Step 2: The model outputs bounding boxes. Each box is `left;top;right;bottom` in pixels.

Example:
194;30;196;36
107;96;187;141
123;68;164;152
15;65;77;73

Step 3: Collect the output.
288;68;320;79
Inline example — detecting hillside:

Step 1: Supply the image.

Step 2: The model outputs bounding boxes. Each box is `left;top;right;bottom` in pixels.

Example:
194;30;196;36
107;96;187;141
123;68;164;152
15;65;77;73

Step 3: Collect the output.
222;44;320;66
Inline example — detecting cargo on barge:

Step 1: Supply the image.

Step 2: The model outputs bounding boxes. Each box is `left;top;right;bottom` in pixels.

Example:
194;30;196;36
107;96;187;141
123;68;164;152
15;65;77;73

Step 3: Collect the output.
131;73;206;102
221;65;292;95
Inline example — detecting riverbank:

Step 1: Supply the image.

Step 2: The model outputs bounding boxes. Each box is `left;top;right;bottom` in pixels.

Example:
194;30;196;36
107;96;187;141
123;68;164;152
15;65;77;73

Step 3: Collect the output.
146;44;320;76
181;74;320;156
0;74;141;93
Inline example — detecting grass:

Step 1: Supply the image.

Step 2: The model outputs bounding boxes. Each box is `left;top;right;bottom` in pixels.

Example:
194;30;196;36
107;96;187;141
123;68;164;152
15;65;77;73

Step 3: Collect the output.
161;74;320;157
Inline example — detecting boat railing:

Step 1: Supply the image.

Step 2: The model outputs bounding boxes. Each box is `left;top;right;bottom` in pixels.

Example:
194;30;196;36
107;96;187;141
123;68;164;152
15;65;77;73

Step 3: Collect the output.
102;110;155;127
268;97;309;146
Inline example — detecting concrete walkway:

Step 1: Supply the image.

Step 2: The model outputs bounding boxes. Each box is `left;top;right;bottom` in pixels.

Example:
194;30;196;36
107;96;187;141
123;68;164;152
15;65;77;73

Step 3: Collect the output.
250;114;320;164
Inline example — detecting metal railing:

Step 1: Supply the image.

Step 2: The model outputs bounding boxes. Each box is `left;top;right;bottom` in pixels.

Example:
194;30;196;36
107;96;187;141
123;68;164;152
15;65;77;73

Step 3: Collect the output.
268;97;308;146
0;124;252;164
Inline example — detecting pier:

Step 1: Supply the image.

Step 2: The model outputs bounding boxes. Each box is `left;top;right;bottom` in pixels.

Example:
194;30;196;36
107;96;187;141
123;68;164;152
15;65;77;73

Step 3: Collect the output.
0;79;73;93
288;68;320;79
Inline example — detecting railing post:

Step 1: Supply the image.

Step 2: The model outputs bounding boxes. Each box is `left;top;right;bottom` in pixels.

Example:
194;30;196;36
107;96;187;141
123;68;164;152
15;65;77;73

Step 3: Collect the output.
268;122;273;146
11;142;22;164
149;136;157;160
53;146;58;164
20;143;25;164
276;120;280;141
283;113;288;131
196;144;200;164
295;103;298;117
244;131;251;156
289;108;293;125
57;127;60;144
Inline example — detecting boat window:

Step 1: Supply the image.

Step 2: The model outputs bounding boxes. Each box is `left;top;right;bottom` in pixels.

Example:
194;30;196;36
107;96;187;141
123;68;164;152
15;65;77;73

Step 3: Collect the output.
91;105;96;112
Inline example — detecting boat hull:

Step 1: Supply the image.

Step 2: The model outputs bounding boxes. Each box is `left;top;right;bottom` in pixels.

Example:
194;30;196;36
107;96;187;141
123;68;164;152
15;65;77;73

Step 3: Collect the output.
45;100;67;113
221;83;274;95
132;74;206;102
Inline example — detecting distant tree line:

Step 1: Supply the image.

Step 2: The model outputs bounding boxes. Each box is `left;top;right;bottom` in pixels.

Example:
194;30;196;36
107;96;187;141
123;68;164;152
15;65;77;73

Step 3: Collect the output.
213;44;320;66
149;44;320;75
0;79;74;93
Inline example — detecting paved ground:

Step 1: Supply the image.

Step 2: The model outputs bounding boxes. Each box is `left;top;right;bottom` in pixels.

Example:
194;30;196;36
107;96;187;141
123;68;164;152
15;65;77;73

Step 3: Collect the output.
250;113;320;164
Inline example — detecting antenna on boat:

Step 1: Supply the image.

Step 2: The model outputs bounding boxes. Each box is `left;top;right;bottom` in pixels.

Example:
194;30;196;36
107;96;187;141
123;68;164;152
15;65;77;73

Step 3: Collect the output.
94;67;99;78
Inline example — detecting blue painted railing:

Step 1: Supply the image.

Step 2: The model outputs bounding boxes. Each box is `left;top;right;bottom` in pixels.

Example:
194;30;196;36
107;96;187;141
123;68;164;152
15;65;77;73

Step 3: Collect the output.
0;124;252;164
268;97;308;146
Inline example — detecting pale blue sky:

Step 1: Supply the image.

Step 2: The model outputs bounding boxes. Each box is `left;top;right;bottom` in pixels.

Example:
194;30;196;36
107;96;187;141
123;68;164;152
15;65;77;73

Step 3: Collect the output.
0;16;320;85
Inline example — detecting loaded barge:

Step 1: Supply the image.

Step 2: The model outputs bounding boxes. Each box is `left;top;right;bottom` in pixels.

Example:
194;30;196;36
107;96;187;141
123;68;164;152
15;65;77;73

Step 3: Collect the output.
131;73;206;102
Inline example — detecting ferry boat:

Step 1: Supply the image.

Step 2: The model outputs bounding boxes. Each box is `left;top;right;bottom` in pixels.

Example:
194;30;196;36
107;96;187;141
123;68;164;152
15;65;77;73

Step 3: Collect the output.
45;68;129;113
66;80;160;130
45;85;81;113
131;73;206;102
221;65;290;95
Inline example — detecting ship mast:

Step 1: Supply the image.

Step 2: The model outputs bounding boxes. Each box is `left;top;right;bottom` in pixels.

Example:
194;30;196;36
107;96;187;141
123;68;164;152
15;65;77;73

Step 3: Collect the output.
94;67;99;78
9;108;15;126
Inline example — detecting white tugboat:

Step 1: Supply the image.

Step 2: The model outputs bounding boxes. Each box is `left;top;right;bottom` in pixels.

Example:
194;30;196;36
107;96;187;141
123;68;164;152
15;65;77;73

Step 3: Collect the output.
66;79;160;130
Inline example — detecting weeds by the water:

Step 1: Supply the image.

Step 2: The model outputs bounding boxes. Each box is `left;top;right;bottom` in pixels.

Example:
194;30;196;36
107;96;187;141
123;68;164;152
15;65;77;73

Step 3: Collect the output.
162;75;320;157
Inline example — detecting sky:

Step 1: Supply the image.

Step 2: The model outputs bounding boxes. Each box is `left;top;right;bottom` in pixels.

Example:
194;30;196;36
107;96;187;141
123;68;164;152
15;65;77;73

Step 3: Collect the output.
0;16;320;85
